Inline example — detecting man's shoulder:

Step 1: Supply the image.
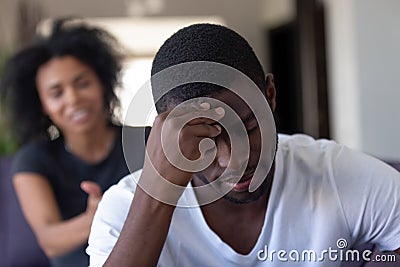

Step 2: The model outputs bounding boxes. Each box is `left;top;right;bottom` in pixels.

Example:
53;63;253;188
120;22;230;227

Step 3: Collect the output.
104;171;141;197
278;133;339;150
93;171;141;230
277;133;343;163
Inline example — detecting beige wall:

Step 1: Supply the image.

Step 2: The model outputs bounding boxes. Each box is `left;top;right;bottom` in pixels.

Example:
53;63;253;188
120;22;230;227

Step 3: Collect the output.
0;0;19;47
0;0;278;71
324;0;400;160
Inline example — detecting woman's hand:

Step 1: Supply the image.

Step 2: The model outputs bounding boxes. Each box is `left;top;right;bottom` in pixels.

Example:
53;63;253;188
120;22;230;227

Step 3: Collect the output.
81;181;102;216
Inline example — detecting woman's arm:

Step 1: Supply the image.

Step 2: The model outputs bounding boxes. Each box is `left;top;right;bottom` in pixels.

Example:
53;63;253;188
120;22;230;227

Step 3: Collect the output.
13;173;102;258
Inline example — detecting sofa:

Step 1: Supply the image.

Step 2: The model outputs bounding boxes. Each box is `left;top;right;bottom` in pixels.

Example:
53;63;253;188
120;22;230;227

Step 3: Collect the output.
0;155;50;267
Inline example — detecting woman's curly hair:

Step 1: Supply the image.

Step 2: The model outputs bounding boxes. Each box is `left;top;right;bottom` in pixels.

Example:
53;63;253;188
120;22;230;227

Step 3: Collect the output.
0;18;122;145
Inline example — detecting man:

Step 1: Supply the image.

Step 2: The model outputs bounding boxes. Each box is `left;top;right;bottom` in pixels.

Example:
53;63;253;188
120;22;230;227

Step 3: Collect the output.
87;24;400;266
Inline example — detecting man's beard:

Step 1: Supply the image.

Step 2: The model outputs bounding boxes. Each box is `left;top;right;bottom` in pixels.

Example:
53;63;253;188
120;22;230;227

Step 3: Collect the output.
193;162;275;205
193;134;278;205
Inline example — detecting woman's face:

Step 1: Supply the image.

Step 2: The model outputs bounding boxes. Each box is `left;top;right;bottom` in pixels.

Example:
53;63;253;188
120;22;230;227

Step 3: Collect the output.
36;56;107;135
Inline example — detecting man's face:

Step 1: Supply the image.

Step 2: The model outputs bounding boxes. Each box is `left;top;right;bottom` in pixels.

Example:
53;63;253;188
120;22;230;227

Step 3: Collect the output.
191;87;276;204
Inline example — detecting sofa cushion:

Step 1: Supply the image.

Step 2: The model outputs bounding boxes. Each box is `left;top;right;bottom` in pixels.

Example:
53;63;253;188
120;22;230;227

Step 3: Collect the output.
0;156;50;267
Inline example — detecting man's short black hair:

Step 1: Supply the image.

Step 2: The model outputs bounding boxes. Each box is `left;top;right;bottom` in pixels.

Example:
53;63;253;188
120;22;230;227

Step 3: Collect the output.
151;23;266;113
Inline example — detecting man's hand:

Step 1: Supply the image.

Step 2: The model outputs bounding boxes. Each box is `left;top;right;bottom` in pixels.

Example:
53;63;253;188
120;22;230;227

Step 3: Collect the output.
142;101;224;188
102;102;225;267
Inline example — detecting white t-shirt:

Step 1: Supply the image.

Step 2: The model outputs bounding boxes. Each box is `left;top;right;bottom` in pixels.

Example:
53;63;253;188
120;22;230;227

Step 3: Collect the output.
87;134;400;266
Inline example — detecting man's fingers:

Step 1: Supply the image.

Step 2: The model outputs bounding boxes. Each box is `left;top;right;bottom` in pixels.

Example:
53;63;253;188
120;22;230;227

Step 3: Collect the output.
159;105;225;134
185;107;225;125
167;101;212;117
159;100;225;121
184;123;222;138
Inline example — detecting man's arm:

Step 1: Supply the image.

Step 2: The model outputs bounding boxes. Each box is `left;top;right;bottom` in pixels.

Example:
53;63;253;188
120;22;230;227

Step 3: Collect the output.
104;180;175;267
102;103;224;266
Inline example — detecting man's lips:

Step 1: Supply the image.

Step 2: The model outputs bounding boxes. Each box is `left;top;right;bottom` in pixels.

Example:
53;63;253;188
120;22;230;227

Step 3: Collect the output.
218;170;255;192
233;177;253;192
219;170;254;182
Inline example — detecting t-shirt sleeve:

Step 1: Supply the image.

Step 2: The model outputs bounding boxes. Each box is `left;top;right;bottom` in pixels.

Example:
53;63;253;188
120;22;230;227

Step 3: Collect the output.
86;172;139;267
12;142;50;178
333;146;400;251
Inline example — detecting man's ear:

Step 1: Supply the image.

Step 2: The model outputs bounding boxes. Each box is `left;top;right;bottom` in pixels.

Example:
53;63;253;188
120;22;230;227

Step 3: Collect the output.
265;73;276;112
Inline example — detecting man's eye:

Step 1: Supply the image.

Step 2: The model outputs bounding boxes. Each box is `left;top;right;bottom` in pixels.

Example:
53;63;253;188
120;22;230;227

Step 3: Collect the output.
247;126;258;134
246;120;259;134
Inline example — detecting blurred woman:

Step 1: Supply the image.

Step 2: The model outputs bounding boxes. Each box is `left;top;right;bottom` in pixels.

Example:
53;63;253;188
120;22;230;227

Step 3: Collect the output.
0;19;130;267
